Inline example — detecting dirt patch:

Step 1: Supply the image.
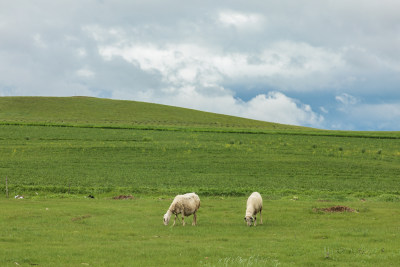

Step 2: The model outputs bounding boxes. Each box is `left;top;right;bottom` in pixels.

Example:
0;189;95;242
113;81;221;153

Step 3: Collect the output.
314;206;357;213
113;195;134;200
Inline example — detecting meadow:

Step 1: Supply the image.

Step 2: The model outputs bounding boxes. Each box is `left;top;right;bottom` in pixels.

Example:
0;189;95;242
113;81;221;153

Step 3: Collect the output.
1;124;399;199
1;97;400;266
1;198;399;266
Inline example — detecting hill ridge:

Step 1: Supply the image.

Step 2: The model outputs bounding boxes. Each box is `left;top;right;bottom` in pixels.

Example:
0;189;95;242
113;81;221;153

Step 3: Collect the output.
0;96;306;130
1;96;399;139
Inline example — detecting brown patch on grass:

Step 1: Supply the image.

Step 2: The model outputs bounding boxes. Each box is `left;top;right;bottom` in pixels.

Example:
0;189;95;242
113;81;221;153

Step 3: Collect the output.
113;195;134;200
314;206;357;213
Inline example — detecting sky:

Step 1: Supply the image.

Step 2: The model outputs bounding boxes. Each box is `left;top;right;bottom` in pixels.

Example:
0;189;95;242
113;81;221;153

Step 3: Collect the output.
1;1;400;131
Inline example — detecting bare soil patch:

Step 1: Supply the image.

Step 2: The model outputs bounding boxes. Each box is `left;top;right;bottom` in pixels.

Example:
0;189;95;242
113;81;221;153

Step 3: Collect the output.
314;205;357;213
113;195;134;200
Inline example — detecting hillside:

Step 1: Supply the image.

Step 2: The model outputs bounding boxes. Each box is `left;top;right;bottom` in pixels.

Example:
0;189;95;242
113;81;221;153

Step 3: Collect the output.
0;96;305;130
0;96;399;198
1;96;399;139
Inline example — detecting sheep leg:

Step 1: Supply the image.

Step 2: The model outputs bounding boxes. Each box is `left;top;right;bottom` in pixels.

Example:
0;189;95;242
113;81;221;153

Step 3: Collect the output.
260;210;263;225
193;212;197;226
181;212;185;226
254;216;257;226
172;215;177;226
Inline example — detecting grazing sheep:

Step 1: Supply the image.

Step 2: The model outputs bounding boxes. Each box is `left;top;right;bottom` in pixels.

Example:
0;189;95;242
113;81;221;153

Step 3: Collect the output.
244;192;263;226
163;193;200;226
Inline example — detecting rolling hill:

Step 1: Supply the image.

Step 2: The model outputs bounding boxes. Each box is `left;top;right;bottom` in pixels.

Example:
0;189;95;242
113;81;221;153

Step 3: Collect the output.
0;96;305;130
1;96;399;266
1;96;399;139
0;95;399;197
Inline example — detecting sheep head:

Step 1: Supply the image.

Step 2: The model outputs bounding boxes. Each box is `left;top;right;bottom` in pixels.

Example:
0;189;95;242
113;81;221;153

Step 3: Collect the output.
244;216;254;226
163;211;172;225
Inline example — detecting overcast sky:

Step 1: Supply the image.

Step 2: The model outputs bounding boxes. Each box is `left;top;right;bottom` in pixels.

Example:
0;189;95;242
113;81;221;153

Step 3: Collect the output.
1;1;400;131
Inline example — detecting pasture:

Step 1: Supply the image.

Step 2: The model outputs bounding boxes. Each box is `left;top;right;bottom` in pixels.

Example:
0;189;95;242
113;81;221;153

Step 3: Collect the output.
1;197;399;266
1;97;400;266
1;124;399;198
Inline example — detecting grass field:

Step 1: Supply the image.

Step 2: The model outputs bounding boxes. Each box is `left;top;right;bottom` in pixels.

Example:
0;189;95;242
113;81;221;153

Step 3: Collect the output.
1;124;399;198
0;96;303;131
1;96;400;266
1;197;399;266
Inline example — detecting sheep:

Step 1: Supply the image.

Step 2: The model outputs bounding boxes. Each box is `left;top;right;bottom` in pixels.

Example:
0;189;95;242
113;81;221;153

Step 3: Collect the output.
163;193;200;226
244;192;263;226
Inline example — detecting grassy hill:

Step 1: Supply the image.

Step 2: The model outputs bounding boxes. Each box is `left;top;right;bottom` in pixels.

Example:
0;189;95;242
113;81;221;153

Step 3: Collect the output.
0;96;399;197
1;96;399;138
0;96;306;131
1;96;400;266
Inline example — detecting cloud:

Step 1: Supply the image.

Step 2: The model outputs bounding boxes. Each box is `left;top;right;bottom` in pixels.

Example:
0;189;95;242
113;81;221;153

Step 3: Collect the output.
92;23;346;93
319;107;329;114
332;102;400;131
1;1;399;130
218;10;265;30
111;86;323;127
91;27;327;127
330;92;400;130
335;93;359;105
241;92;323;126
354;103;400;120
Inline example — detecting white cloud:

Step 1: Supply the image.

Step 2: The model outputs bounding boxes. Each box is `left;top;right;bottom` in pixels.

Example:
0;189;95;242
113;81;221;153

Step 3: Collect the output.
90;28;336;127
95;28;345;92
98;43;223;87
335;93;359;105
218;10;264;30
241;92;323;126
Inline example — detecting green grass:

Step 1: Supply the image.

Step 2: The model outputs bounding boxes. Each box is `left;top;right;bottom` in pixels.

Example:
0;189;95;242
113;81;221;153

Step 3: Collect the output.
1;96;399;138
1;197;399;266
1;96;400;266
0;96;305;131
1;125;400;198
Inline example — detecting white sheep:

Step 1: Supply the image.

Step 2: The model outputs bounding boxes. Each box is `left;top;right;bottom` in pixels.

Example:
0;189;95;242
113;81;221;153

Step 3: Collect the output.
163;192;200;226
244;192;263;226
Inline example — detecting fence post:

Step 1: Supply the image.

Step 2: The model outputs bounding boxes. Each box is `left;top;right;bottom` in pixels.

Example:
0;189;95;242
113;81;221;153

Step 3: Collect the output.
6;176;9;198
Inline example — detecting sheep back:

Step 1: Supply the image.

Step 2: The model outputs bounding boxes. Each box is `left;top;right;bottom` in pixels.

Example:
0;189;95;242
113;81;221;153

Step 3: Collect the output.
169;192;200;216
246;192;263;216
